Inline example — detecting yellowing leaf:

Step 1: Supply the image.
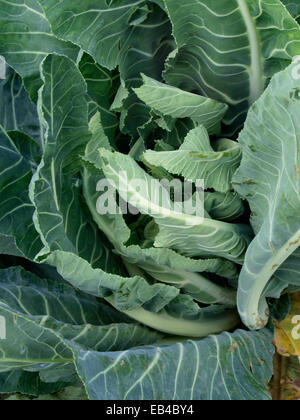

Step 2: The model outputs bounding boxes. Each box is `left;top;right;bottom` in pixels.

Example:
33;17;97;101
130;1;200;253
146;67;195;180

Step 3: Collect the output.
274;293;300;361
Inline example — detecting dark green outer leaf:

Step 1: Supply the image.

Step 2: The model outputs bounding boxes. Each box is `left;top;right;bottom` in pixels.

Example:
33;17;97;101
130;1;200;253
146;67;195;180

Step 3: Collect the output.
0;370;68;396
3;385;88;400
117;4;174;136
0;67;41;144
0;234;23;257
72;329;274;400
38;0;146;70
79;53;119;143
31;54;122;273
0;266;165;374
0;0;79;100
163;0;300;134
0;128;42;259
281;1;300;23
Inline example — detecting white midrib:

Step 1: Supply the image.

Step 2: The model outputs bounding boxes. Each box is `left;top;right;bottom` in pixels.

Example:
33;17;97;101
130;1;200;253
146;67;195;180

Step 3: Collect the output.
149;269;237;306
242;229;300;328
51;158;60;211
237;0;264;104
107;301;240;338
106;163;204;226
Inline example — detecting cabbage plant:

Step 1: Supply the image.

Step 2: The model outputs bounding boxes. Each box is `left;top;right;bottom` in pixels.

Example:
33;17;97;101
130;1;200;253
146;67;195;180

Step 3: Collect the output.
0;0;299;400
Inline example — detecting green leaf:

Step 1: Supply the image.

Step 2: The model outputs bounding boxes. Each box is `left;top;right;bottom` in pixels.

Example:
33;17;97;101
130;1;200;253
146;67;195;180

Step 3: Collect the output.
157;118;196;149
0;266;165;373
82;167;131;247
100;148;251;263
0;234;23;257
0;0;79;100
116;5;174;136
154;221;251;264
29;80;235;338
82;123;238;306
281;1;300;23
163;0;300;134
134;75;228;135
205;191;245;222
149;0;166;10
0;266;132;326
38;0;146;71
4;385;88;400
0;302;72;373
82;116;131;246
0;66;41;144
269;294;291;323
233;59;300;329
44;249;175;313
0;127;42;259
71;328;274;400
117;245;238;305
29;54;122;272
0;370;68;396
45;250;239;337
143;126;242;193
37;386;88;400
78;53;119;143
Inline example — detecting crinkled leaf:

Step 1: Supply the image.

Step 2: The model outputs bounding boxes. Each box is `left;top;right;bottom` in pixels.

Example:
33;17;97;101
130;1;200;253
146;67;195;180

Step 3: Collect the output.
100;149;251;263
134;75;228;135
117;245;238;305
143;126;241;193
45;250;239;338
83;129;238;306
